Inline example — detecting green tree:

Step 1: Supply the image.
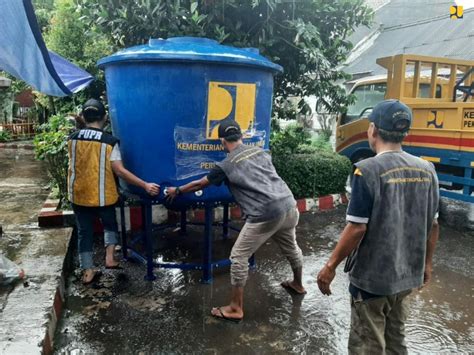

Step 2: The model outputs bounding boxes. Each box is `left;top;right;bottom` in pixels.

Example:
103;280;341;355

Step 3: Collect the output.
76;0;373;117
33;0;55;33
43;0;114;114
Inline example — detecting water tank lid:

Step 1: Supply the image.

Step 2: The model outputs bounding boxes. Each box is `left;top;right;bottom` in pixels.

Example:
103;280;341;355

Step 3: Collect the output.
97;37;283;74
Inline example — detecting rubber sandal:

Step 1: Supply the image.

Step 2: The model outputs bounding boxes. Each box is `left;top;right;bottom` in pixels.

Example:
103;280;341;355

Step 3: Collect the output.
211;307;243;323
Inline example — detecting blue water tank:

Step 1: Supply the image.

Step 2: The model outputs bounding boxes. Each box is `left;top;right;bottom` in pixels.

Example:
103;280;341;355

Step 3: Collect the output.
98;37;283;206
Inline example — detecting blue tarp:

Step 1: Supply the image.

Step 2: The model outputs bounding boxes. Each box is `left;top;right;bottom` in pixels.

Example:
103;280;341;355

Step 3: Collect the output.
0;0;93;96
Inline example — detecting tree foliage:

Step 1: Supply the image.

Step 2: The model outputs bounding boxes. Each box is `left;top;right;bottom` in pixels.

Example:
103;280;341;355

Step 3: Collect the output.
76;0;372;116
35;0;114;115
33;0;55;33
270;123;311;156
33;114;73;201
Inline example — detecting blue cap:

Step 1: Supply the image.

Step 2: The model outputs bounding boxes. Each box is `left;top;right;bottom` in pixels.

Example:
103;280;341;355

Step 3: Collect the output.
368;100;412;133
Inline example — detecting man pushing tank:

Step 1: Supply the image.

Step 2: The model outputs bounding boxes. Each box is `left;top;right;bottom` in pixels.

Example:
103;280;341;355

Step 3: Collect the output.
166;119;305;323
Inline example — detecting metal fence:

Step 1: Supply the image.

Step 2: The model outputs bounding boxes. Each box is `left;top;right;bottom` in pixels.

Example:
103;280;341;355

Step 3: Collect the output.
0;122;36;139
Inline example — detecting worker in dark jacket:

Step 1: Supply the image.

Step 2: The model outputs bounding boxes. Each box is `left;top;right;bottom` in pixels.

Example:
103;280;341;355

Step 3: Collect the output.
167;119;305;322
317;100;439;354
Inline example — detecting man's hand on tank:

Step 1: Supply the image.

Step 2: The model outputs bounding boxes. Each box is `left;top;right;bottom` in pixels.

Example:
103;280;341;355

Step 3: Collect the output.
317;263;336;296
166;187;177;202
145;183;160;196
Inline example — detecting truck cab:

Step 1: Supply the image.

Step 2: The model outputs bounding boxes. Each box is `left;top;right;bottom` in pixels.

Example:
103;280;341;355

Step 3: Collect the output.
336;54;474;203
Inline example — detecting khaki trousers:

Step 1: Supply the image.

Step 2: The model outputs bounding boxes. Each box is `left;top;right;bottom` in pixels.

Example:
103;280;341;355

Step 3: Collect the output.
348;289;412;355
230;207;303;287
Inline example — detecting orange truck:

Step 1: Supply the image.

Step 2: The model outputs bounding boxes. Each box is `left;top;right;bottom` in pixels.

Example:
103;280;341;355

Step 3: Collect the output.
336;54;474;203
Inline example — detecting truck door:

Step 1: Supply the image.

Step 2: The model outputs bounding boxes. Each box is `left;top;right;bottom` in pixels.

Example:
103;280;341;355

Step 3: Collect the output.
336;82;386;162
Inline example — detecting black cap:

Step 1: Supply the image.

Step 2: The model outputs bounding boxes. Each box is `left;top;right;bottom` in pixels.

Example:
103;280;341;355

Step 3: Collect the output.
82;99;106;118
218;119;242;139
368;99;412;133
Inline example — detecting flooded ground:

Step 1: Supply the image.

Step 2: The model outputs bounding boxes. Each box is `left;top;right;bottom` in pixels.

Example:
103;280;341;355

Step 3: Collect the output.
55;203;473;354
0;148;49;262
1;148;471;354
1;148;73;354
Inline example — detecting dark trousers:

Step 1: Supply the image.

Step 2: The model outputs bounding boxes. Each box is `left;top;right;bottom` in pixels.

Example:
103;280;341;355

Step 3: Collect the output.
72;204;119;269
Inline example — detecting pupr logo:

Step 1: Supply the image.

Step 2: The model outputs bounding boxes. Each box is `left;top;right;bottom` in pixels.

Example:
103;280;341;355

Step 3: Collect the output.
206;81;256;139
450;5;463;19
427;110;444;129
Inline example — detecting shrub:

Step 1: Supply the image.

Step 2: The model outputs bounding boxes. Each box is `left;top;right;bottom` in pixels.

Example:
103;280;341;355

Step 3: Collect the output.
33;115;73;202
0;130;12;142
273;151;351;199
296;144;319;155
270;123;350;198
270;123;311;156
311;133;333;152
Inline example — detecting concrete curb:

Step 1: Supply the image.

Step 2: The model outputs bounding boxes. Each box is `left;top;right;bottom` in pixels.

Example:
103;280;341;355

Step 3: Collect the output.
0;142;35;150
296;193;349;213
42;241;74;355
38;197;74;227
38;193;349;229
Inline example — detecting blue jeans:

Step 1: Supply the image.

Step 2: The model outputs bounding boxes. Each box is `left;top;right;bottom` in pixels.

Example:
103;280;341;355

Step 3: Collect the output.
72;204;119;269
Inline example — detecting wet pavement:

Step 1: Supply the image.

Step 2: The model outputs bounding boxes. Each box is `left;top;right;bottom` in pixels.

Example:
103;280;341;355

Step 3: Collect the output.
0;148;48;283
0;148;73;354
55;201;473;354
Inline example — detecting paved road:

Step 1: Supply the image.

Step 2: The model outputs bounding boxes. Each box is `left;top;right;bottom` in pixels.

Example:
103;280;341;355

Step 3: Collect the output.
55;203;473;354
0;148;71;354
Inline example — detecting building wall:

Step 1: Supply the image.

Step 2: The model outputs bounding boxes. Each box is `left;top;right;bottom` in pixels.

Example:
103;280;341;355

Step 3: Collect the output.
15;89;35;108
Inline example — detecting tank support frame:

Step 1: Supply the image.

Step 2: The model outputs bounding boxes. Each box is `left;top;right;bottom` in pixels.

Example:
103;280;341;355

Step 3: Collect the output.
118;197;255;283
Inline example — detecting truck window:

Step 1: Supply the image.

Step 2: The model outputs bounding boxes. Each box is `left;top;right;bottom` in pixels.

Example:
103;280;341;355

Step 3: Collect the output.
419;83;442;98
343;83;386;125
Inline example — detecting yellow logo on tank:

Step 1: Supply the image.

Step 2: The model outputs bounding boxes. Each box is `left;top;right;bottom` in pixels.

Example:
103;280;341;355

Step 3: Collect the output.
206;81;256;140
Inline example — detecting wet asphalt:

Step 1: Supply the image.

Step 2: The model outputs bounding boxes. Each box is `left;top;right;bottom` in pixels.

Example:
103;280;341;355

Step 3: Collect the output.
0;148;73;353
0;149;472;354
54;203;473;354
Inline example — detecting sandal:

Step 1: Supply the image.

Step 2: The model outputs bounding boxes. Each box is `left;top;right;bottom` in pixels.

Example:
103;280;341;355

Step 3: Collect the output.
211;307;243;323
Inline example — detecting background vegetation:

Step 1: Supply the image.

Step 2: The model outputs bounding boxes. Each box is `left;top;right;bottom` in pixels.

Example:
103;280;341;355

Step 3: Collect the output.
33;115;73;201
20;0;368;201
271;124;351;198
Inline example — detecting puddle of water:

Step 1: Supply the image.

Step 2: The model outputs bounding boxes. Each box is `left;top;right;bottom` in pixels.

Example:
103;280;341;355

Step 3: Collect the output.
0;149;50;262
54;208;474;354
0;150;49;228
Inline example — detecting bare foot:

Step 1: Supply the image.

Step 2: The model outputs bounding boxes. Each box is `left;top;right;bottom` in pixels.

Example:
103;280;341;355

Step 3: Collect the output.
281;280;307;294
211;305;243;322
105;245;120;268
82;269;99;284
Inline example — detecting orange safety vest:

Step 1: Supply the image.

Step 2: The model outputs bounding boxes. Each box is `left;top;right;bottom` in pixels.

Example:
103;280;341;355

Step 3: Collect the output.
67;128;119;207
